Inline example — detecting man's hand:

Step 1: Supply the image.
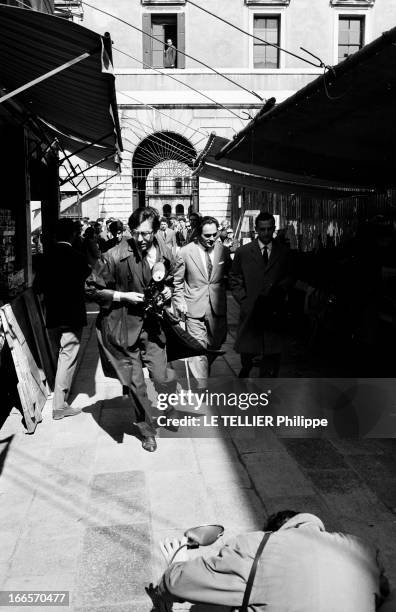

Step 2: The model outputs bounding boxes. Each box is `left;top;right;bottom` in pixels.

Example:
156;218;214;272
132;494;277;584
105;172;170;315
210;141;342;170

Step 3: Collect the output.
121;291;144;305
159;537;188;564
161;287;172;302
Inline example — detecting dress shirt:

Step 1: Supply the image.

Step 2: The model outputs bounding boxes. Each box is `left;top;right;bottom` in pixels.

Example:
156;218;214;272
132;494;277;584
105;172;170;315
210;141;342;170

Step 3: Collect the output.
198;242;215;275
258;238;272;259
113;244;157;301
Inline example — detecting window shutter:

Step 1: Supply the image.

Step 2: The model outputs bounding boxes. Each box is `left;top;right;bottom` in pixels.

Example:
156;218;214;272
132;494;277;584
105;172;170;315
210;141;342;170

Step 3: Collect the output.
142;13;152;68
177;13;185;69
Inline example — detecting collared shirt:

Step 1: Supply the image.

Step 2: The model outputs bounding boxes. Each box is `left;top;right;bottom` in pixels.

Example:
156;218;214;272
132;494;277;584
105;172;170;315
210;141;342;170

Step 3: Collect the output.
113;243;157;301
145;244;157;270
258;238;272;259
198;242;215;273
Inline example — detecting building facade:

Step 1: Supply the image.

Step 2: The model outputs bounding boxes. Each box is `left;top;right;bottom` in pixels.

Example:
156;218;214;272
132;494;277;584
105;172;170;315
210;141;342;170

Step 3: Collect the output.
77;0;395;222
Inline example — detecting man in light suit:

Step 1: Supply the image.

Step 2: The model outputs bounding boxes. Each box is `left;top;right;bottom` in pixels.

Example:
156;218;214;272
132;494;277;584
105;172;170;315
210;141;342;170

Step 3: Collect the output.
173;216;230;384
158;217;177;255
230;212;293;378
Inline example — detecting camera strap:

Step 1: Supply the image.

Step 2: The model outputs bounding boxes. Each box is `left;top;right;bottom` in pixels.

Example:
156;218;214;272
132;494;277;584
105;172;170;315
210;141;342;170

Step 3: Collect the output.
239;532;271;612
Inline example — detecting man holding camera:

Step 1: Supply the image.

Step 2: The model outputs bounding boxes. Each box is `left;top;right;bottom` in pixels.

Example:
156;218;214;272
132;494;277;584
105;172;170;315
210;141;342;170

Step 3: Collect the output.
86;207;175;452
156;511;390;611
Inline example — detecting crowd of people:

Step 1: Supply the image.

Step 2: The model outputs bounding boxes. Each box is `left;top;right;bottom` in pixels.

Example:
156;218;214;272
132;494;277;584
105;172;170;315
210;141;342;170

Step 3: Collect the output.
35;208;291;452
33;209;394;610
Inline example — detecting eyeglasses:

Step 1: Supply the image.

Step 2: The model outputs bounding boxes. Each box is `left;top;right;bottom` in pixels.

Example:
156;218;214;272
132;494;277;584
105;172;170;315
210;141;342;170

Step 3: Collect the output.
202;233;217;238
131;230;153;238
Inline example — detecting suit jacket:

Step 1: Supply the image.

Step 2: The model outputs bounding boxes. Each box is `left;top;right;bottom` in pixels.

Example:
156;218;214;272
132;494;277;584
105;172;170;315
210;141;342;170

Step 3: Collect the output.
87;237;174;350
176;228;188;248
39;243;90;329
164;45;176;68
229;238;293;353
173;240;230;319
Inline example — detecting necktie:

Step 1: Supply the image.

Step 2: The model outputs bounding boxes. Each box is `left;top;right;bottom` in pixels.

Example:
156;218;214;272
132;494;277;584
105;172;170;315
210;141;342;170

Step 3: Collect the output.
142;253;151;286
205;249;213;279
163;230;167;241
262;245;268;265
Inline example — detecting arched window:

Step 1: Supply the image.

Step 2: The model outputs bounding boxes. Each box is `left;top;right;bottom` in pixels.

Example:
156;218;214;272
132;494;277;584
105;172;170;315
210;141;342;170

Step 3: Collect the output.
176;204;184;214
163;204;171;217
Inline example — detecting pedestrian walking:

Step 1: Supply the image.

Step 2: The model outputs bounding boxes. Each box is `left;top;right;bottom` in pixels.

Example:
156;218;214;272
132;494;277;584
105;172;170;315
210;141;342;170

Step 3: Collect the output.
36;218;90;420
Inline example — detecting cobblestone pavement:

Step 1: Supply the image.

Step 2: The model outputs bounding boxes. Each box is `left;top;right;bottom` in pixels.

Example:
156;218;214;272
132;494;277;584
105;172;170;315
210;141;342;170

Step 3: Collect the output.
0;297;395;611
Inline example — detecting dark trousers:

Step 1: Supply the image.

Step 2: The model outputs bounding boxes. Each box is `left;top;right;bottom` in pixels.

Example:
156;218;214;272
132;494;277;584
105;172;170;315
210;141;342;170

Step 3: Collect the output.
124;328;176;436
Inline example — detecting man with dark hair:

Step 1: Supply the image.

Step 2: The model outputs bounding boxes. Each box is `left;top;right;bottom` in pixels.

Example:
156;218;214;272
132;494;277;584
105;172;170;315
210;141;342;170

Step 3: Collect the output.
187;211;201;244
103;219;124;252
87;207;175;452
37;218;90;419
157;511;389;611
164;38;176;68
173;215;230;384
176;216;188;248
230;211;293;378
158;216;177;253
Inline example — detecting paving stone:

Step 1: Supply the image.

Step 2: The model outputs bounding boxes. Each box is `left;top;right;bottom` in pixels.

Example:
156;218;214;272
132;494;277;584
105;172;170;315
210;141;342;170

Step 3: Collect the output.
75;524;151;607
1;528;22;562
147;472;215;530
191;438;240;463
328;438;389;456
198;458;251;487
9;535;81;577
40;445;97;483
343;453;396;481
307;469;391;523
242;451;316;498
231;428;285;454
282;438;349;470
86;471;148;527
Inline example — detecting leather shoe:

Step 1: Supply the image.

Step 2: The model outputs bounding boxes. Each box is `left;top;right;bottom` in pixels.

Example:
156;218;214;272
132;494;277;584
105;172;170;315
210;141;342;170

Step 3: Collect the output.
141;436;157;452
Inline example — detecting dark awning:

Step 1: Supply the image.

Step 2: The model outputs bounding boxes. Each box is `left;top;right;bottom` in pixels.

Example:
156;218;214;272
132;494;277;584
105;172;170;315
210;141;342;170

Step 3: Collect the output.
196;26;396;195
194;134;374;198
0;5;123;171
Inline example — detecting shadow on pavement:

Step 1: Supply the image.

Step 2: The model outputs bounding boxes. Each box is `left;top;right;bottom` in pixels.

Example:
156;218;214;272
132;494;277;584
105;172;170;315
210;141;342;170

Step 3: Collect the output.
83;396;141;443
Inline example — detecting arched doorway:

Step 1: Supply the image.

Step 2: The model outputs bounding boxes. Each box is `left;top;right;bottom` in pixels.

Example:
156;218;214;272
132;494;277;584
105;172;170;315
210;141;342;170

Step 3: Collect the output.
132;131;198;212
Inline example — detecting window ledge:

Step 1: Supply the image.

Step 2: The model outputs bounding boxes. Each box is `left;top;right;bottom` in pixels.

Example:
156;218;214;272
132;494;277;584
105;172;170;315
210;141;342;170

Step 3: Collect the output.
141;0;185;4
330;0;375;6
245;0;290;5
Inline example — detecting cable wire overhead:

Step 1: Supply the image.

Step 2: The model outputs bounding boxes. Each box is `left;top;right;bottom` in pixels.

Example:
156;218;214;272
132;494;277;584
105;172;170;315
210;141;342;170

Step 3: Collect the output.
82;1;264;102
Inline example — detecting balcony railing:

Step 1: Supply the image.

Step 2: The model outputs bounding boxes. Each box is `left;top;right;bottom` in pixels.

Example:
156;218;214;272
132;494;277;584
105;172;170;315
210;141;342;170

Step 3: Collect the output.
53;0;83;20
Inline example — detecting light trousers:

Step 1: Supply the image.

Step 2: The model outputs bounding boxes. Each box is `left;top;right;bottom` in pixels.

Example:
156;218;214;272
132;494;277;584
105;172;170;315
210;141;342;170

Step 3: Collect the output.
50;327;82;411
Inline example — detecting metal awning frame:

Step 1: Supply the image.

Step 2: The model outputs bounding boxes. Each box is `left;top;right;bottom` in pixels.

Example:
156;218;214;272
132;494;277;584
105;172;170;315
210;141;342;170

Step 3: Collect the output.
58;131;114;166
59;153;115;186
0;47;101;105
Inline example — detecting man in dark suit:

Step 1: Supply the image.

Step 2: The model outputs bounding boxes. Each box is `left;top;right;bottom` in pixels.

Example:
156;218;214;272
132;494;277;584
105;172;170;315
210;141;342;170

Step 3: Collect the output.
38;218;90;419
164;38;176;68
176;216;188;248
87;207;176;452
230;212;293;378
